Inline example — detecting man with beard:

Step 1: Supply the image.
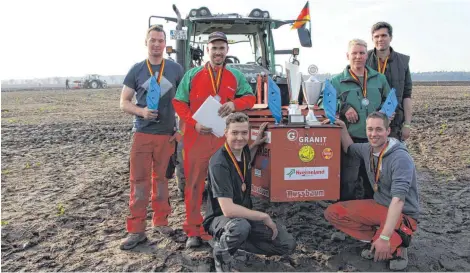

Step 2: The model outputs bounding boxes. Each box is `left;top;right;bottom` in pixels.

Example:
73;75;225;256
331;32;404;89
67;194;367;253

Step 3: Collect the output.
173;32;256;248
330;39;391;201
323;112;420;270
204;114;296;272
119;25;184;250
367;22;413;142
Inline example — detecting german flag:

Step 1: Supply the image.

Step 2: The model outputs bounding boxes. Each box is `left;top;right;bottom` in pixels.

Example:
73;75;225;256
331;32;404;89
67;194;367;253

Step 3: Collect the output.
291;2;310;30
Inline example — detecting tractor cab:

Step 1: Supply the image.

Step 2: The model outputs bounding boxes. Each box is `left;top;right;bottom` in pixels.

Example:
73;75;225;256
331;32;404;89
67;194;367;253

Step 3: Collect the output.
149;5;313;106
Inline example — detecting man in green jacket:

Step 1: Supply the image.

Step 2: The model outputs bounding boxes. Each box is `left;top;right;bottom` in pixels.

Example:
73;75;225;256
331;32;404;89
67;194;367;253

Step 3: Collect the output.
330;38;391;201
367;22;413;142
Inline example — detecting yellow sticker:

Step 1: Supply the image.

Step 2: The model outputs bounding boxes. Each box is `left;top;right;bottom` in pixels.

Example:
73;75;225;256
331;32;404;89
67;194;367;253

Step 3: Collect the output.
298;145;315;163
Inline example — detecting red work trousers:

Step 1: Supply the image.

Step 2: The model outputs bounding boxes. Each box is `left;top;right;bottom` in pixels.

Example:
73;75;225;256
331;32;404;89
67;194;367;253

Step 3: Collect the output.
324;199;417;254
126;132;175;233
183;133;225;237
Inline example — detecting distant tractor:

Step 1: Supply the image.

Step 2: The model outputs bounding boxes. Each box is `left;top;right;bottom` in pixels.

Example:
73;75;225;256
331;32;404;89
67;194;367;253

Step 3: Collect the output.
82;74;108;89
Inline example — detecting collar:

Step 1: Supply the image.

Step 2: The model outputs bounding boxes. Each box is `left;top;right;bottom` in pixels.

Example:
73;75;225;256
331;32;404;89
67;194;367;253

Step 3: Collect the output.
341;65;378;82
373;47;396;62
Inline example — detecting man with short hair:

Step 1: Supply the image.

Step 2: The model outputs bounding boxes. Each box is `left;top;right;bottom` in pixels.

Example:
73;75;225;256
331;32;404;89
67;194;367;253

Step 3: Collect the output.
330;39;391;201
173;32;256;248
204;113;296;272
323;112;420;271
119;25;184;250
367;22;413;141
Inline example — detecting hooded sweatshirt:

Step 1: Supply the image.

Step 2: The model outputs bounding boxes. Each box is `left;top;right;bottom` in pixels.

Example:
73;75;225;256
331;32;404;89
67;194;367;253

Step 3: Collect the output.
347;138;420;219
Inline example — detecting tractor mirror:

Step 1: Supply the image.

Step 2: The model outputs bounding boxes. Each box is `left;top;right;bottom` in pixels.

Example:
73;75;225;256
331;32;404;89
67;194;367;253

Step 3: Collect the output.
297;27;312;48
166;46;174;54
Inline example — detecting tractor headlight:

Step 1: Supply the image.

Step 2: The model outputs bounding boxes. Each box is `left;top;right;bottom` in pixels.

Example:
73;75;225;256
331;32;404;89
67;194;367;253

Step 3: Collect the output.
198;7;211;17
249;9;263;18
190;9;197;17
263;11;270;18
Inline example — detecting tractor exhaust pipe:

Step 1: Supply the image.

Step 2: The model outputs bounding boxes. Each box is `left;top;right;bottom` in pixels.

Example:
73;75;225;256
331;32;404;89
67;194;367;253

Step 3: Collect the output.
173;4;186;69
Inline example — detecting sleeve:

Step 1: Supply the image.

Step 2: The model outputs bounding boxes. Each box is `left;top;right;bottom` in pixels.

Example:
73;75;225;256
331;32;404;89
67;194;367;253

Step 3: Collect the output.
175;64;185;87
390;152;414;201
123;63;138;90
347;143;368;160
231;69;256;111
403;56;412;99
209;163;234;199
173;69;197;128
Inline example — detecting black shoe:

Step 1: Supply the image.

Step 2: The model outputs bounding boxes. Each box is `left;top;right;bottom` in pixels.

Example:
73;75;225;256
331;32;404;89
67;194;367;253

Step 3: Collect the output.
186;236;202;248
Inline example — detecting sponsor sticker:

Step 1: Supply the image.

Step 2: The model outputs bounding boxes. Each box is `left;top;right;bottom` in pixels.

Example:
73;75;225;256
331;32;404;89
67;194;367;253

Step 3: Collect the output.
252;184;269;197
298;145;315;163
287;129;298;141
251;129;271;143
254;169;262;177
286;189;325;198
322;148;333;160
284;167;329;180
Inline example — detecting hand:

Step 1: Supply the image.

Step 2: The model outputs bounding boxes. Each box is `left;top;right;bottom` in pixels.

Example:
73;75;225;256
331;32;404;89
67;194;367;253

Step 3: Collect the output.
389;112;396;121
402;126;411;140
140;107;159;120
218;101;235;117
262;214;278;240
321;119;346;129
253;122;269;146
371;237;392;262
345;107;358;123
195;123;212;135
169;134;177;143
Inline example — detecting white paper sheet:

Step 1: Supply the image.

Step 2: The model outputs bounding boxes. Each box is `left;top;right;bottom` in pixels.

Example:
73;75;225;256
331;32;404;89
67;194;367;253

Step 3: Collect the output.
192;96;226;138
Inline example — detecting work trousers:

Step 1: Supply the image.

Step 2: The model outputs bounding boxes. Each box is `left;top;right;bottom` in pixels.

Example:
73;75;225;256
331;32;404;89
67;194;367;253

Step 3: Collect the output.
324;199;418;254
126;132;174;233
208;216;296;256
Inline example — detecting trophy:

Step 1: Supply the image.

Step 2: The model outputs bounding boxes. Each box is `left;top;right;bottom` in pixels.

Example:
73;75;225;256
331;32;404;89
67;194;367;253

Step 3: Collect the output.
302;65;322;126
285;61;305;124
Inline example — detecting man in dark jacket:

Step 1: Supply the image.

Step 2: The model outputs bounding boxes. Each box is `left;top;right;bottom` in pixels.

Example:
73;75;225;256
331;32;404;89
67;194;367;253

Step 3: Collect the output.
367;22;413;141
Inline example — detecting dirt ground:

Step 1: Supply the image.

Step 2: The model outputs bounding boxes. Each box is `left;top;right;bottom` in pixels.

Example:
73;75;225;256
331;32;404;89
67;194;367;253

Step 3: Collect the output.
1;86;470;272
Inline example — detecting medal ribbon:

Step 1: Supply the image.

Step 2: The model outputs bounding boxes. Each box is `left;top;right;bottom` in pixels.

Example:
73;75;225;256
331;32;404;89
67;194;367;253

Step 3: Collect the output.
349;69;368;99
370;141;389;188
377;56;389;74
206;62;224;96
146;59;165;84
224;142;246;184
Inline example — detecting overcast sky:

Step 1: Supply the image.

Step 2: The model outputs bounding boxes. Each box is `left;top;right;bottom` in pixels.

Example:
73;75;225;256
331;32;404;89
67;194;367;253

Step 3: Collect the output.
1;0;469;80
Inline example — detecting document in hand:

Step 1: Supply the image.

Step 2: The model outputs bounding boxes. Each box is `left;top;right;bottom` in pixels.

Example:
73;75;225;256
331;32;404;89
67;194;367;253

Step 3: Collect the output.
380;88;398;119
192;96;226;138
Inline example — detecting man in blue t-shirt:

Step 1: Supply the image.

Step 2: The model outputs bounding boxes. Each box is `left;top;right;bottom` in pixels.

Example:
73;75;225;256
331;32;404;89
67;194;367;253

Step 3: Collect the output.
119;25;184;250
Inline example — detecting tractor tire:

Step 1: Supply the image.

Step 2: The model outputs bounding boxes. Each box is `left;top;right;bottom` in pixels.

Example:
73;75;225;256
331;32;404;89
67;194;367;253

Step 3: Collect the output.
91;81;98;89
102;81;108;89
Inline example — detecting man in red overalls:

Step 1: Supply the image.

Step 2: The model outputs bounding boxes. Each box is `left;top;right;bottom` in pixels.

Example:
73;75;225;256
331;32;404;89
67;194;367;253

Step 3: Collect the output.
173;32;255;248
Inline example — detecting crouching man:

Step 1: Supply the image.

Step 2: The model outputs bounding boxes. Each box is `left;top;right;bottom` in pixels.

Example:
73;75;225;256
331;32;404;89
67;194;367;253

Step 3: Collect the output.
323;112;420;270
203;113;296;272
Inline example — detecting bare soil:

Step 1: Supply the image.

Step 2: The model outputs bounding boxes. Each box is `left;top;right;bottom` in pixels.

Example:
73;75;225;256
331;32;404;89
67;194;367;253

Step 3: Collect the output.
1;86;469;272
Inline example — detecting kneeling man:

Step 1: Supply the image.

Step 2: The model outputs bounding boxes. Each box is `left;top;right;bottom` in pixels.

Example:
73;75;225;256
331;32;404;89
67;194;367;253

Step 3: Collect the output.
324;112;420;270
203;113;296;272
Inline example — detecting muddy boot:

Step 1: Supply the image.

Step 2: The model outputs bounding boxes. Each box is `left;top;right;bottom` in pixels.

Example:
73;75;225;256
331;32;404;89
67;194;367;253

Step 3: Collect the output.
120;232;147;250
389;247;408;270
153;226;174;237
186;236;202;248
213;240;235;272
331;232;346;242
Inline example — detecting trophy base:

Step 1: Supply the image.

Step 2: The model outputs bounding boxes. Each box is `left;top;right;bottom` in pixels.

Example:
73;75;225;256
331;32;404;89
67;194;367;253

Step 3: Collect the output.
288;114;305;125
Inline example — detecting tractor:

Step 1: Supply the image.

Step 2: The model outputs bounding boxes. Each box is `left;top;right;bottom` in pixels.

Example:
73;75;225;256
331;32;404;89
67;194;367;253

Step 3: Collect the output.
82;74;108;89
149;4;313;106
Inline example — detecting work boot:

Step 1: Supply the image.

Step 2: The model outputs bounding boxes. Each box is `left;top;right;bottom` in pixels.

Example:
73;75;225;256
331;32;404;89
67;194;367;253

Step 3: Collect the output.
120;232;147;250
153;226;174;237
186;236;202;248
390;247;408;270
213;240;235;272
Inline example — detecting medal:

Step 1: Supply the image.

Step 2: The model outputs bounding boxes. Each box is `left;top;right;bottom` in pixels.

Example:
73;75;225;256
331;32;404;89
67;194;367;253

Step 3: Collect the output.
214;95;221;102
349;69;368;107
207;62;224;97
224;142;247;192
370;141;389;194
361;98;370;106
146;59;165;84
377;56;389;74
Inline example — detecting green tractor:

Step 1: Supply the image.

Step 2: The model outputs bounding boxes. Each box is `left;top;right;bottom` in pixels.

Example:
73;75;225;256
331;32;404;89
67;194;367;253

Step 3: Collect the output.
149;5;313;106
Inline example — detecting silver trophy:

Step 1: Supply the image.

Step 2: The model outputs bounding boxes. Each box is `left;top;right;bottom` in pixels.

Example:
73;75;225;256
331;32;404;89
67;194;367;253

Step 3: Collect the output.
302;65;322;125
285;61;304;124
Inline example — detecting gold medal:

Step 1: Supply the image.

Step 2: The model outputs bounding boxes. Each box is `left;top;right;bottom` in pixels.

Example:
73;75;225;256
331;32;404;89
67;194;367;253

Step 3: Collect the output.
373;183;378;192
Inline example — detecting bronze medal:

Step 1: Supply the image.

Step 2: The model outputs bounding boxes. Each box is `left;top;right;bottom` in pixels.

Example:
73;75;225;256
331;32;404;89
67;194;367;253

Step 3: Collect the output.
373;183;378;192
224;143;247;193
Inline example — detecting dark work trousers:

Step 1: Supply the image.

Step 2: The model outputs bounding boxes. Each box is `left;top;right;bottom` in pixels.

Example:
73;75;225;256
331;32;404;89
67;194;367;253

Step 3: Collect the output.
208;216;296;257
340;137;372;201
